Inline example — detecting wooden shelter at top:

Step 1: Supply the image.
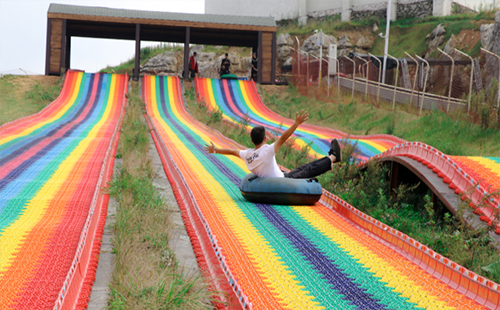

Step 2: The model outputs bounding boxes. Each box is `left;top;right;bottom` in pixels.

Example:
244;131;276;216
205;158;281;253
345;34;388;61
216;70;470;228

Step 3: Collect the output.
46;4;277;83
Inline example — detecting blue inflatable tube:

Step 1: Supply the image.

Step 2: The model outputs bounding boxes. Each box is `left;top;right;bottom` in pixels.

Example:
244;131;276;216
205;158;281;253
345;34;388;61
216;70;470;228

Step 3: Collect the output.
240;173;323;205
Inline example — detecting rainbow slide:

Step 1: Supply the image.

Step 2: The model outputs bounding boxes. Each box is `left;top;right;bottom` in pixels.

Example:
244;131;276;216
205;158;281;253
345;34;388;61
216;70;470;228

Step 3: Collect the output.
0;70;127;309
144;75;500;309
195;78;500;234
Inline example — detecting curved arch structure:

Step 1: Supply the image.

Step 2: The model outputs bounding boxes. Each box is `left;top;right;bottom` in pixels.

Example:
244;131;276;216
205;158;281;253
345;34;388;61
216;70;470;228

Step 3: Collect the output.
194;77;500;236
144;75;500;309
0;70;127;309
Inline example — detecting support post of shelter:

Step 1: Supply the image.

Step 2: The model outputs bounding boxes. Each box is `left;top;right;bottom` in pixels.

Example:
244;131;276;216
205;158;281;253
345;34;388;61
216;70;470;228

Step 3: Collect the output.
258;31;262;84
65;35;71;72
271;32;276;84
60;19;67;74
184;27;191;80
45;18;52;76
133;24;141;81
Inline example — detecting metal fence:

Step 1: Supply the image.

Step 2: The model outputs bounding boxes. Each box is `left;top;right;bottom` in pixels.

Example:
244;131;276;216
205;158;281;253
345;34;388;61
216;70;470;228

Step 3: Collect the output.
289;44;500;128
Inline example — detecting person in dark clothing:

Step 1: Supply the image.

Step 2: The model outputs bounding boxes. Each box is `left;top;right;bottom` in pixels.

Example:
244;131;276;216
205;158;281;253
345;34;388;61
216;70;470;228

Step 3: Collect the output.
251;52;258;81
204;110;342;179
220;64;230;77
189;52;198;79
221;53;231;72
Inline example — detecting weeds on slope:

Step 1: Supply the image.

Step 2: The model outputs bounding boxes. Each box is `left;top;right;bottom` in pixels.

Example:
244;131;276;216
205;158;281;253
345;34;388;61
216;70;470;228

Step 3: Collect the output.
0;75;61;125
261;85;500;157
185;85;500;284
107;82;214;310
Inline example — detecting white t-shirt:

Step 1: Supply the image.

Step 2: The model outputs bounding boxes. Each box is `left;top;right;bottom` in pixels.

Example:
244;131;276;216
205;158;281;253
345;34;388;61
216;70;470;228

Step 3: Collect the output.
239;143;284;178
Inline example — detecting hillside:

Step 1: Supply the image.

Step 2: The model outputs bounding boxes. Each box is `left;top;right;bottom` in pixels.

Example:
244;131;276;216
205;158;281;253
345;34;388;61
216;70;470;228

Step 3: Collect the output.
101;10;497;81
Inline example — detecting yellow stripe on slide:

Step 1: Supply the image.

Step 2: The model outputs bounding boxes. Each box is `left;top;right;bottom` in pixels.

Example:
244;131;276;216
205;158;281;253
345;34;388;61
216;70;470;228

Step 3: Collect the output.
0;72;83;146
294;207;455;310
149;87;323;310
0;75;116;273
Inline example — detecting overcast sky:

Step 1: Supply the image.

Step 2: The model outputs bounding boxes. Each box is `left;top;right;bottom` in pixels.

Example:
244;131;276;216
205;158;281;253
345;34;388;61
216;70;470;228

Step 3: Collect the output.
0;0;496;75
0;0;204;75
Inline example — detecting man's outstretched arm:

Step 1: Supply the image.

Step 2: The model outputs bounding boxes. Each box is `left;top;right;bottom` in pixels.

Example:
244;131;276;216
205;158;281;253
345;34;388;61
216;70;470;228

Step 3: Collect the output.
274;110;309;153
204;141;241;157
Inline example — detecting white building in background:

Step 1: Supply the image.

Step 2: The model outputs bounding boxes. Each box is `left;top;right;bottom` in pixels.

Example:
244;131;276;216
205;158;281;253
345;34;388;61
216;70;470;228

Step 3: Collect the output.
205;0;452;23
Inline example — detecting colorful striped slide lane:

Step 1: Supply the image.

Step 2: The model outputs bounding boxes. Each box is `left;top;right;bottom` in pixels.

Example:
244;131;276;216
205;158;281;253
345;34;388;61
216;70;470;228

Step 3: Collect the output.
195;77;404;161
0;70;127;309
144;75;490;310
448;156;500;196
195;77;500;232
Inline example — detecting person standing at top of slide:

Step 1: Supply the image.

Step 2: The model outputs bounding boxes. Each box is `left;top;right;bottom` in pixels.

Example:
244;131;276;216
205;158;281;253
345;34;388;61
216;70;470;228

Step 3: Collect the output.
189;52;198;79
221;53;231;73
251;52;258;81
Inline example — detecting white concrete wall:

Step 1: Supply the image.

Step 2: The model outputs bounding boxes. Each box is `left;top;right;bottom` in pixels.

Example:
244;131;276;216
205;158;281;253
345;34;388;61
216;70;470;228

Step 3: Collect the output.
205;0;302;20
206;0;444;21
307;0;341;13
433;0;451;16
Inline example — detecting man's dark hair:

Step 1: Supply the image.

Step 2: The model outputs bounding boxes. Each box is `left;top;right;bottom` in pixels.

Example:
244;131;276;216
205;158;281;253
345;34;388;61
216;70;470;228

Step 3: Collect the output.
193;52;197;55
225;53;228;56
250;126;266;145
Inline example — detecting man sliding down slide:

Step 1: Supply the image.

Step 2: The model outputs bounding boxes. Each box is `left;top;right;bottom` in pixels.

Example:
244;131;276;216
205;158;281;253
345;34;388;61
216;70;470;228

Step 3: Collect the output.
204;110;342;179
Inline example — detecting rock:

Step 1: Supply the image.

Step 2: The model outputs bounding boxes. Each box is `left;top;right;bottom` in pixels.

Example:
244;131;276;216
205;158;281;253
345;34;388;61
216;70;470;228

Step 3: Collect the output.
198;52;216;62
480;24;494;50
141;52;179;73
240;57;252;73
372;23;379;33
229;52;239;66
355;36;373;50
443;34;459;56
277;33;294;47
190;45;205;54
198;61;215;78
425;24;446;58
427;23;446;40
338;34;352;48
489;10;500;55
478;11;500;55
284;57;293;66
338;48;350;58
300;31;337;55
278;46;291;61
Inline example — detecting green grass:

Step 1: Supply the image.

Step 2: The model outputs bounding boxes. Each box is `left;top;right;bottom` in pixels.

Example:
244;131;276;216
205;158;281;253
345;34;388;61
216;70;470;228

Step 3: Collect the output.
107;83;216;310
185;83;500;284
261;85;499;156
370;11;495;57
0;75;61;126
279;9;495;58
278;15;380;36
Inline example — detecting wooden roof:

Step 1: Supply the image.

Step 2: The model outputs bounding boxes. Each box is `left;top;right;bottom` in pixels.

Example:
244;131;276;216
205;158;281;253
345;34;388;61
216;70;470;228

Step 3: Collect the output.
48;3;277;32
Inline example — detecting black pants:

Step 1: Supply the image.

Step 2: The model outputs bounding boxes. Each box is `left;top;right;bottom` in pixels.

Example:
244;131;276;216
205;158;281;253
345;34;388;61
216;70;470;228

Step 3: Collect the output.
284;157;332;179
189;69;196;78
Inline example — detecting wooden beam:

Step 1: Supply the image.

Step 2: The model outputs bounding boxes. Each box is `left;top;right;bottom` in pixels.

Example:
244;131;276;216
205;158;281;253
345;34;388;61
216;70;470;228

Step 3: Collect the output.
271;32;276;84
183;26;190;80
258;31;262;84
60;19;67;74
49;19;63;74
65;35;71;71
48;12;277;32
133;24;140;81
45;18;52;75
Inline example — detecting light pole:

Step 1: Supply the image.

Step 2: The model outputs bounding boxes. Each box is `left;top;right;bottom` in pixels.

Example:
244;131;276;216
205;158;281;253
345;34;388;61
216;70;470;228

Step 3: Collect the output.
381;0;392;85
